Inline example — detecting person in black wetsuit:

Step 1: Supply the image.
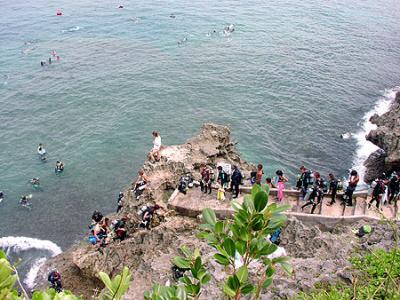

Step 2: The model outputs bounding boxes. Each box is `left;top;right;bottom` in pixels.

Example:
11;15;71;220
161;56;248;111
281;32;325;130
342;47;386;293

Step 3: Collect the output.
388;173;399;205
327;173;338;206
301;172;325;214
230;166;243;198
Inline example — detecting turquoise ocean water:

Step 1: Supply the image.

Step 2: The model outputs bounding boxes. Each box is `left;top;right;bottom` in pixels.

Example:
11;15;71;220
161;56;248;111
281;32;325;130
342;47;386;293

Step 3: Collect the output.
0;0;400;286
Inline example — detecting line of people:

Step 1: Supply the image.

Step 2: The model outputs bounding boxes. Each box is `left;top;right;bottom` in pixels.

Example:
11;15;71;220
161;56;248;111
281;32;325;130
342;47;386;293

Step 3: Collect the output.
368;172;399;209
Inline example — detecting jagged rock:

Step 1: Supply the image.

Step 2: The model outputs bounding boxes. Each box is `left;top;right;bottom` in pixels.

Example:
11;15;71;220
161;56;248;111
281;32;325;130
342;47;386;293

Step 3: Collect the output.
363;149;386;183
35;124;398;299
365;91;400;182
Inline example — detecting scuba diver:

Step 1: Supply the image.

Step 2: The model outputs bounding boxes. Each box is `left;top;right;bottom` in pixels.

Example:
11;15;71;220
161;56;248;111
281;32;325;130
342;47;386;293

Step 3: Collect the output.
342;170;359;206
48;270;62;292
37;143;47;160
301;172;325;214
55;161;64;173
298;166;314;202
230;166;243;199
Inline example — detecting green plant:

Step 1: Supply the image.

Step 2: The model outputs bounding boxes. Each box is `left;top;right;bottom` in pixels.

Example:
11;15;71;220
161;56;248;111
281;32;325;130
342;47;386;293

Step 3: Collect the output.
144;246;211;300
0;250;131;300
99;267;132;300
198;184;292;300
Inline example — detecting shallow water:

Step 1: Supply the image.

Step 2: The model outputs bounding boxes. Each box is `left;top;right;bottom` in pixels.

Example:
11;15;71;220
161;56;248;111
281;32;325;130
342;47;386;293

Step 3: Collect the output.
0;0;400;273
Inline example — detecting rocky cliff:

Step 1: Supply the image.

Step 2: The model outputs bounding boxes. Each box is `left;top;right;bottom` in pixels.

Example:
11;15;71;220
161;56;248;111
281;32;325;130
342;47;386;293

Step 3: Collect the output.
364;91;400;182
35;124;397;299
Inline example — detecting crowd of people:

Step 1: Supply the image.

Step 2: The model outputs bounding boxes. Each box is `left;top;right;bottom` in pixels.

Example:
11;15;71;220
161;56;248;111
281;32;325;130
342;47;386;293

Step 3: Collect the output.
195;162;399;214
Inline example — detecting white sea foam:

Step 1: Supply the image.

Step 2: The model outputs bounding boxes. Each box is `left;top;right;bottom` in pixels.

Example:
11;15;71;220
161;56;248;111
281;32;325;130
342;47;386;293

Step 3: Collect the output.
0;236;62;289
0;236;62;256
352;87;400;181
24;257;47;289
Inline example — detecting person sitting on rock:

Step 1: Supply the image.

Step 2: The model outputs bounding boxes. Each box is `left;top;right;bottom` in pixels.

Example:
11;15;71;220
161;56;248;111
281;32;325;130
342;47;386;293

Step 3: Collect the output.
200;164;211;194
140;204;160;229
148;131;162;162
132;170;149;199
111;217;128;241
48;270;62;292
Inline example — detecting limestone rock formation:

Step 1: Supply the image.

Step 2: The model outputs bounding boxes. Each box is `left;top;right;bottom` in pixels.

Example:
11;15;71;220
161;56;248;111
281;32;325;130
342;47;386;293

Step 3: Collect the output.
35;123;398;299
364;91;400;182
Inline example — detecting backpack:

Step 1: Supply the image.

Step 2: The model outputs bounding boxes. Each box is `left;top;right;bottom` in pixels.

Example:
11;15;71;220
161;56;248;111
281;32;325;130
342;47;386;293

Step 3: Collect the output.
270;228;282;245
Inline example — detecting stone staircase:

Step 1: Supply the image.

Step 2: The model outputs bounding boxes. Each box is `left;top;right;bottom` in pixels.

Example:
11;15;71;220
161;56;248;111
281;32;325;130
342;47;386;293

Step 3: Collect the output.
168;186;399;222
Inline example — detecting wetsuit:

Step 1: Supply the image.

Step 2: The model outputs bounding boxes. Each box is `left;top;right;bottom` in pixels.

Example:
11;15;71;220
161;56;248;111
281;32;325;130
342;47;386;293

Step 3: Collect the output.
328;178;338;205
301;178;324;214
230;169;243;198
388;176;399;204
200;168;211;194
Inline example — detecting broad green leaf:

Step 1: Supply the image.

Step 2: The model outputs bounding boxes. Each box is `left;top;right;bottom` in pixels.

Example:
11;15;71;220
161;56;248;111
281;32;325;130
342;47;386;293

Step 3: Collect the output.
202;208;216;226
271;204;291;214
254;191;268;212
241;283;254;295
173;257;191;269
180;246;192;258
227;275;240;291
214;254;230;265
223;238;236;258
243;196;255;213
99;272;113;293
259;243;278;256
262;277;273;289
279;262;293;275
223;282;236;297
251;184;262;197
265;265;275;277
235;240;246;256
236;266;248;283
215;221;224;234
231;200;243;211
200;273;211;285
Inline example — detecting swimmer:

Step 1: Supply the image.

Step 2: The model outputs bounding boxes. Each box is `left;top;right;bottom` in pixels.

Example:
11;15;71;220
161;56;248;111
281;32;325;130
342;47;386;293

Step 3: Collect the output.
118;5;124;8
170;14;176;19
41;61;46;67
56;55;60;61
48;57;52;64
30;177;40;187
177;37;187;46
20;195;32;208
0;191;4;203
56;10;62;16
51;50;57;57
223;24;235;35
340;132;352;139
55;161;65;173
37;143;47;160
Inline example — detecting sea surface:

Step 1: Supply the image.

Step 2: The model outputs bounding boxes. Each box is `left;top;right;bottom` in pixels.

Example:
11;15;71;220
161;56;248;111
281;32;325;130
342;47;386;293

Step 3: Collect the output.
0;0;400;287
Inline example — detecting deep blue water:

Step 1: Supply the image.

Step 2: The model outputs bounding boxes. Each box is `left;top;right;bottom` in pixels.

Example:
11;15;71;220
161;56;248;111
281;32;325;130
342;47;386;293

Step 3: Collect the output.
1;0;400;254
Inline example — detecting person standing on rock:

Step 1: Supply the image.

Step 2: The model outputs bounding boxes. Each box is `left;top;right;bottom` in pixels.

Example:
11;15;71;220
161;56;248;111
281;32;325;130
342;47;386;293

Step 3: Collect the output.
230;165;243;198
343;170;359;207
388;172;399;205
301;172;324;214
255;164;264;185
275;170;288;202
327;173;338;206
148;131;162;162
298;166;314;202
200;164;212;194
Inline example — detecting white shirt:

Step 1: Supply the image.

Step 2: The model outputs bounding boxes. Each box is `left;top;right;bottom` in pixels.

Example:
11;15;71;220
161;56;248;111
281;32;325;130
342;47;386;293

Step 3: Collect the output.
153;136;161;150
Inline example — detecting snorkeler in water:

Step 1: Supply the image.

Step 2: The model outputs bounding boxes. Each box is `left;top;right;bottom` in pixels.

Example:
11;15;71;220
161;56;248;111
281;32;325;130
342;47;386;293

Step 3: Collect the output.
20;195;32;208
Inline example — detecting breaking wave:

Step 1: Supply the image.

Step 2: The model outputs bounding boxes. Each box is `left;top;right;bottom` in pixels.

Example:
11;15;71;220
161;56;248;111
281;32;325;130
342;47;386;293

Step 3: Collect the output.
352;87;400;181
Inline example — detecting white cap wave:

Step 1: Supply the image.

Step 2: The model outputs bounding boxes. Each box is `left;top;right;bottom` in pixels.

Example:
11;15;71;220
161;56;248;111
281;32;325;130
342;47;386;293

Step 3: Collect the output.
352;87;400;181
0;236;62;289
